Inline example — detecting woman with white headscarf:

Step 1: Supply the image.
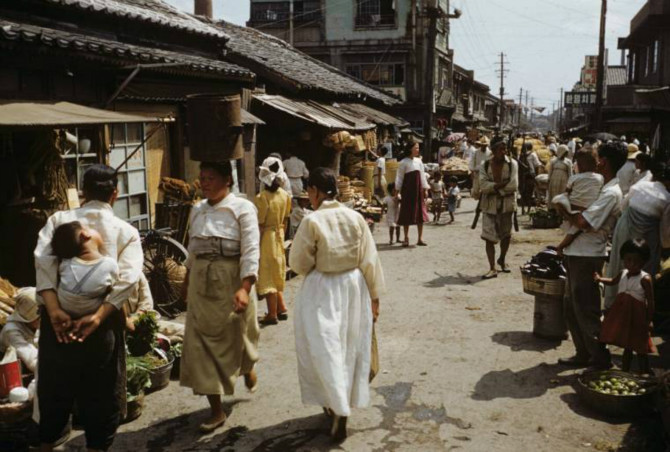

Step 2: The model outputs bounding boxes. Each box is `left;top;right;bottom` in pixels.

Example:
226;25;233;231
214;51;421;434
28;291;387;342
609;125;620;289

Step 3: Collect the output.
547;144;572;210
255;157;292;325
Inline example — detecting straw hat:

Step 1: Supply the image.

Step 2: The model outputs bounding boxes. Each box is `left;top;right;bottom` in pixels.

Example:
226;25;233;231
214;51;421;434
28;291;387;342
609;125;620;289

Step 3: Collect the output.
294;191;309;200
475;136;490;146
8;287;39;323
627;144;640;160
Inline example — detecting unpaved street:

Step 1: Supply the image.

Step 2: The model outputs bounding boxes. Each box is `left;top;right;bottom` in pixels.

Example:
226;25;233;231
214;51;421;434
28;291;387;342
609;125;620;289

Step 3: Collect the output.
62;197;662;452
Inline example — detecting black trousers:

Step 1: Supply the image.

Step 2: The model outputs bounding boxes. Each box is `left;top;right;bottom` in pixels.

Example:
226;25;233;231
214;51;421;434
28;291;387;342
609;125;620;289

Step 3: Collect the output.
38;308;125;451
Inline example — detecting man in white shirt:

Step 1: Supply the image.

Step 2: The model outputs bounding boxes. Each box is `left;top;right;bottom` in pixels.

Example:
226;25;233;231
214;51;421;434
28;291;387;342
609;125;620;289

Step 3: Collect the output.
375;146;389;196
567;137;577;160
462;140;476;165
616;144;640;195
283;151;309;196
469;136;492;199
558;141;627;370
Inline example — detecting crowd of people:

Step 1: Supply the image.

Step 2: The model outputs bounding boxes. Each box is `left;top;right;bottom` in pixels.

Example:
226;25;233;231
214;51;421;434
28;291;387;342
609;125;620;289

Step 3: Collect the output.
2;129;669;451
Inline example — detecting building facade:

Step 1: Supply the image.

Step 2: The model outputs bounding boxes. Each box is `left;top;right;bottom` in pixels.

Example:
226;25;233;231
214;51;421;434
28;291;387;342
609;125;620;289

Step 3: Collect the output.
247;0;457;145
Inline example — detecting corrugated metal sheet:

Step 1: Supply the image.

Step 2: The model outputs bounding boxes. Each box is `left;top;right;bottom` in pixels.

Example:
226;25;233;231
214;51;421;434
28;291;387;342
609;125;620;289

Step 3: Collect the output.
0;101;154;127
336;103;409;127
252;95;375;131
606;66;628;87
241;109;265;125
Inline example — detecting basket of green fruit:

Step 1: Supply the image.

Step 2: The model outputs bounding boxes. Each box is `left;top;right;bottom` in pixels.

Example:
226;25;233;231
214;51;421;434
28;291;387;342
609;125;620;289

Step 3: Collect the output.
576;370;658;417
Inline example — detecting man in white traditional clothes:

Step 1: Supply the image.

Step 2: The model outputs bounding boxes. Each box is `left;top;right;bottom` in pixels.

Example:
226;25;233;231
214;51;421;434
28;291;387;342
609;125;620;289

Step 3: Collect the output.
567;137;577;160
469;136;492;199
283;150;309;197
34;164;143;452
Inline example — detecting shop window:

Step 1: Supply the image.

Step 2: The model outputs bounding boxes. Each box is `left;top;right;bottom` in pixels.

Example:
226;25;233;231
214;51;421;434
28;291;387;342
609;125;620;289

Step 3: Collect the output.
110;123;150;230
355;0;396;28
652;40;659;74
250;2;289;22
346;60;405;87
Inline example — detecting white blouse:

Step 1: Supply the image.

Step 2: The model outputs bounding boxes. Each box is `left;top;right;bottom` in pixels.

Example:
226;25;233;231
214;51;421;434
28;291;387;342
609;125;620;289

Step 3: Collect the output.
618;269;649;302
395;157;430;191
622;180;670;219
34;201;143;310
187;193;260;280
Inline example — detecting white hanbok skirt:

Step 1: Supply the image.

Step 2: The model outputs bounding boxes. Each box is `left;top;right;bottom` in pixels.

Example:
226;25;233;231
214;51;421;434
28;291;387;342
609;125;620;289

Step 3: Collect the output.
294;268;373;417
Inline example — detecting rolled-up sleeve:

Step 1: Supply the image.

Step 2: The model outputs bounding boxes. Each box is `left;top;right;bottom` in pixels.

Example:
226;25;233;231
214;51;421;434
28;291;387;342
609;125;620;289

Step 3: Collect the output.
34;213;60;295
238;204;260;280
288;218;316;276
106;229;143;309
357;216;385;300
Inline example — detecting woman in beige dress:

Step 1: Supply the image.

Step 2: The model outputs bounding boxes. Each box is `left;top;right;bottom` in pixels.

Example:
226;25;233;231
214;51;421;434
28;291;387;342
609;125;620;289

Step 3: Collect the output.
547;144;573;209
180;161;261;433
290;168;384;441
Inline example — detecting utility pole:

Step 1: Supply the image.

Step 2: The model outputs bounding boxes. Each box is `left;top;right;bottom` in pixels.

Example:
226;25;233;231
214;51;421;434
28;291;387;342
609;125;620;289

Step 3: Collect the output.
496;52;507;133
530;97;534;124
552;102;556;130
559;87;564;133
525;90;530;121
518;87;523;126
289;0;294;45
594;0;607;130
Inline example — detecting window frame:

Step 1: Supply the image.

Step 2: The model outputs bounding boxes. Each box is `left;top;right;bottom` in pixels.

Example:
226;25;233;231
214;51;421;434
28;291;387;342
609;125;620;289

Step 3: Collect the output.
354;0;397;29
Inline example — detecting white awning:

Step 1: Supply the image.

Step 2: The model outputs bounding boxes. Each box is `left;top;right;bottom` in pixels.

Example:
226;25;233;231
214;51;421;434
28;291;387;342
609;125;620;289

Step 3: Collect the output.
0;100;156;127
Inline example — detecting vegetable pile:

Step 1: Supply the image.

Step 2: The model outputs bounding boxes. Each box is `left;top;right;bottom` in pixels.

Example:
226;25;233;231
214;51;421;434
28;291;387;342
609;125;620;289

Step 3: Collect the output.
521;247;566;280
587;375;648;396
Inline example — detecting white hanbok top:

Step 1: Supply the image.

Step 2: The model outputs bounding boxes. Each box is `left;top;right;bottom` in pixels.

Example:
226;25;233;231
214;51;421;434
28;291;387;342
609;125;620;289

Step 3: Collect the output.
34;201;143;310
186;193;260;280
617;160;637;195
622;180;670;219
283;156;309;179
289;200;385;299
395;157;430;191
632;169;653;187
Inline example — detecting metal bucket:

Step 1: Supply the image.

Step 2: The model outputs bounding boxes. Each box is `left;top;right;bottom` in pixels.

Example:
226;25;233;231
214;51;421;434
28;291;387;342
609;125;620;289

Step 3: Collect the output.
533;295;568;340
186;94;243;162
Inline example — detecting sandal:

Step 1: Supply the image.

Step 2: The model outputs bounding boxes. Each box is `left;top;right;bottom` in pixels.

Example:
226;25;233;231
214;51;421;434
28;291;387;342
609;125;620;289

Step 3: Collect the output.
497;259;511;273
199;414;227;433
417;241;428;246
277;311;288;321
482;270;498;280
258;316;278;326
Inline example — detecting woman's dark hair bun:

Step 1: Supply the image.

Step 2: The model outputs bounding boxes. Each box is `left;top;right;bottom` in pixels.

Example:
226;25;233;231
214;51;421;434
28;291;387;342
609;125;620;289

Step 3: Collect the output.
307;167;338;199
83;164;118;202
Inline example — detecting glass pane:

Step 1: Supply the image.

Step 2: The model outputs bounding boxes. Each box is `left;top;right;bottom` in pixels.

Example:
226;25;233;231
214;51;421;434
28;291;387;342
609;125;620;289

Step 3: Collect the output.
128;170;146;194
111;124;125;144
113;199;129;220
109;146;126;168
126;145;144;168
129;195;146;217
117;173;128;195
127;123;143;143
139;219;149;231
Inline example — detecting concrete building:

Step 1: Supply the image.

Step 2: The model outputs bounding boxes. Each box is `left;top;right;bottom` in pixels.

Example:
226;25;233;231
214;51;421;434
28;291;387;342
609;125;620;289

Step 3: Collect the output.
247;0;458;150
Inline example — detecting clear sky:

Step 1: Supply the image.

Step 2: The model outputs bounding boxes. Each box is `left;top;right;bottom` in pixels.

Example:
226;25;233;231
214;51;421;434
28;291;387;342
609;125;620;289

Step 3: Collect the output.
165;0;647;114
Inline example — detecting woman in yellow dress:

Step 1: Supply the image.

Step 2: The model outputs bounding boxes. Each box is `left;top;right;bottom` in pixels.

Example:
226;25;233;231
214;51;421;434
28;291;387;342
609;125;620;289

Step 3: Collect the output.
256;157;292;325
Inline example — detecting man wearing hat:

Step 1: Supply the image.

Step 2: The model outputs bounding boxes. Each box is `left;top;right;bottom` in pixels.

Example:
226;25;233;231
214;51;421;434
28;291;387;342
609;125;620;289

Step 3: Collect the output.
479;136;518;279
289;191;311;238
0;287;40;373
469;136;492;199
616;144;640;196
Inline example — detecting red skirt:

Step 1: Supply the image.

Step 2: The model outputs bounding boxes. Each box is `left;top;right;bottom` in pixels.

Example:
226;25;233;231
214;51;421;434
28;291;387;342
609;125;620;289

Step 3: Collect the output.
397;171;429;226
600;293;655;354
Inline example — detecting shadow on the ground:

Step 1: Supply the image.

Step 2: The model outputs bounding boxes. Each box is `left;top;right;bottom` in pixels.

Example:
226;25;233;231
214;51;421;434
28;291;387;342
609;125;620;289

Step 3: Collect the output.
491;331;563;353
471;363;573;401
424;271;484;287
105;410;336;452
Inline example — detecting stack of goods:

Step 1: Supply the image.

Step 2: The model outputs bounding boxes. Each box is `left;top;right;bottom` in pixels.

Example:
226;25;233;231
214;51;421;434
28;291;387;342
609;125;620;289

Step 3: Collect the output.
362;130;377;152
440;157;470;176
529;209;561;229
323;131;353;152
520;248;566;280
342;149;365;179
337;177;353;202
0;279;17;326
386;160;399;187
159;178;198;203
361;162;375;202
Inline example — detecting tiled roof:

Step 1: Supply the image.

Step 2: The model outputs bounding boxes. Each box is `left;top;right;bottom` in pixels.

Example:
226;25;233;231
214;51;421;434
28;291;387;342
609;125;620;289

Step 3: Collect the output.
0;19;253;80
42;0;227;39
606;65;628;87
216;21;401;106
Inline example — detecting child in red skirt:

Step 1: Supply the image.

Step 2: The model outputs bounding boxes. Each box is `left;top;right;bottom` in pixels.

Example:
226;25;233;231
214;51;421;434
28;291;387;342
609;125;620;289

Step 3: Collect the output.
595;238;655;374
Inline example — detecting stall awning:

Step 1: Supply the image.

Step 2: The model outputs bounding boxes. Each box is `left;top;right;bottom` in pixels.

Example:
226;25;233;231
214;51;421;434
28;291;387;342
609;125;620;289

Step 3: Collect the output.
335;103;409;127
0;101;155;127
252;95;375;132
241;109;265;125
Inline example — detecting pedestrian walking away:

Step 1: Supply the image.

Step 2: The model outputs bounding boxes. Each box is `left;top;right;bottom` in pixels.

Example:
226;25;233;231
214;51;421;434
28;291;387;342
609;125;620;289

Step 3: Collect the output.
289;168;385;442
179;161;261;434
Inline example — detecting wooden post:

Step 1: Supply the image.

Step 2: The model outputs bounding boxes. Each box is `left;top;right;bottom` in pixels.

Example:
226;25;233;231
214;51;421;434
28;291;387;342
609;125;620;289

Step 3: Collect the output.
594;0;607;131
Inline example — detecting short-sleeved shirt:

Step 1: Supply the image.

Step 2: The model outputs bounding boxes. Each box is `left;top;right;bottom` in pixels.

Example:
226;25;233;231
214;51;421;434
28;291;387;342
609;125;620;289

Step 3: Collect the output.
447;186;460;205
564;178;622;257
376;157;386;176
430;180;445;198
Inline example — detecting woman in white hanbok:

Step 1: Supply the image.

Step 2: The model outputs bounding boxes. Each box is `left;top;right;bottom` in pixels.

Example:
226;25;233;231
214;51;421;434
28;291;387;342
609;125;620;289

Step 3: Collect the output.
289;168;385;441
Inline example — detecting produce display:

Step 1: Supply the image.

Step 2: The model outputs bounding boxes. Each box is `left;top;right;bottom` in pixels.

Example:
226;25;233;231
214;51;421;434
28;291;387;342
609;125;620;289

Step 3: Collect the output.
440;157;470;175
521;247;566;280
587;375;648;396
127;311;160;357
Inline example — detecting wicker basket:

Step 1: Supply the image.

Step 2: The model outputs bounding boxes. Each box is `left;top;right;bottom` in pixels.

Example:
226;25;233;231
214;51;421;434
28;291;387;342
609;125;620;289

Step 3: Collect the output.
521;273;565;297
576;370;658;417
0;400;32;424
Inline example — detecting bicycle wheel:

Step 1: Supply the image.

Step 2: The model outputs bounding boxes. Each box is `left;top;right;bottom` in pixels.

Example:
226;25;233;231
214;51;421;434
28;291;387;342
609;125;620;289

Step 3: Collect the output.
143;235;188;318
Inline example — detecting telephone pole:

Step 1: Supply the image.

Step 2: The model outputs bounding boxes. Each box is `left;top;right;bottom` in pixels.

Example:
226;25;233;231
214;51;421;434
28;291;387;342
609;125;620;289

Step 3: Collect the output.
594;0;607;130
559;87;564;133
496;52;508;132
518;87;523;126
525;90;530;121
530;97;534;124
289;0;294;45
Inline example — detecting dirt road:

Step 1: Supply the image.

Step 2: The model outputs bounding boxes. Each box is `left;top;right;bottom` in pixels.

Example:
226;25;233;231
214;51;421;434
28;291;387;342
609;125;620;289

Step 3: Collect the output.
62;197;663;452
